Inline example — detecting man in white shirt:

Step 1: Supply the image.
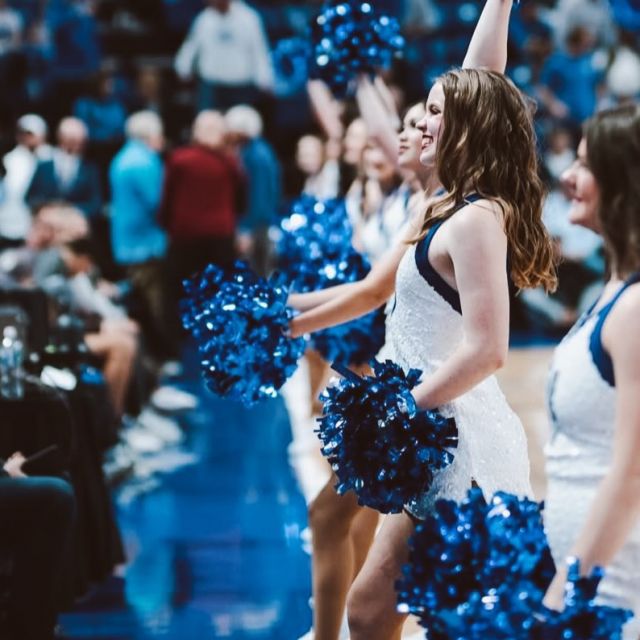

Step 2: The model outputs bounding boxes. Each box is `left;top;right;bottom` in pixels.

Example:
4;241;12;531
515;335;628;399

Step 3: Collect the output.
0;115;52;245
174;0;274;111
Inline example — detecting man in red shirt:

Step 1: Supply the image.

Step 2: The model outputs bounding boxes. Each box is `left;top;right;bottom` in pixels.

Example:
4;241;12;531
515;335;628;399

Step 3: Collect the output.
160;110;244;349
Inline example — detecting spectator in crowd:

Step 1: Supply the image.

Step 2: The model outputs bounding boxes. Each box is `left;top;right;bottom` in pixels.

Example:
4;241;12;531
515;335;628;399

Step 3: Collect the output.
0;0;23;57
0;115;52;246
294;134;339;200
26;117;102;218
109;110;167;357
160;110;243;349
605;30;640;106
226;104;281;274
544;126;575;183
58;236;139;418
537;25;606;132
174;0;275;111
552;0;616;49
45;0;101;118
0;456;75;640
73;68;127;189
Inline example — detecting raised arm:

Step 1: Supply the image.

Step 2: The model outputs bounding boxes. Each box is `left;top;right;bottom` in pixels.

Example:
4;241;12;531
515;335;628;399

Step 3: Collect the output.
306;80;344;142
355;75;400;166
462;0;514;73
544;288;640;608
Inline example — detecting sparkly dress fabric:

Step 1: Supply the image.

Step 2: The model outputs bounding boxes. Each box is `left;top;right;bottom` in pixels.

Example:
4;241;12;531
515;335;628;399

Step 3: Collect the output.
385;242;532;518
545;283;640;638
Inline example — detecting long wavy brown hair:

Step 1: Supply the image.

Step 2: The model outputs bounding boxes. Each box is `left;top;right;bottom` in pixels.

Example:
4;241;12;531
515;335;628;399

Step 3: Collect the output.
585;104;640;278
410;68;557;292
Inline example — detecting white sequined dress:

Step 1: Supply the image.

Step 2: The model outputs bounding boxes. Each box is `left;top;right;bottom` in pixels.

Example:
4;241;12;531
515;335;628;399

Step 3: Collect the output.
386;243;532;518
545;289;640;638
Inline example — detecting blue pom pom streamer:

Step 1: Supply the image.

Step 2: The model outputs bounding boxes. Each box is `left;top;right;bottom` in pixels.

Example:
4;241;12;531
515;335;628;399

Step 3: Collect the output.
278;196;385;365
396;489;632;639
538;558;633;640
182;261;306;405
309;1;405;97
609;0;640;31
316;359;458;513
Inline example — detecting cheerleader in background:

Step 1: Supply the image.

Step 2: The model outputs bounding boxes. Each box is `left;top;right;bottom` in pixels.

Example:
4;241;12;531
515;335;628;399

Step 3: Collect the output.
292;98;431;640
289;3;523;638
291;65;556;640
543;104;640;638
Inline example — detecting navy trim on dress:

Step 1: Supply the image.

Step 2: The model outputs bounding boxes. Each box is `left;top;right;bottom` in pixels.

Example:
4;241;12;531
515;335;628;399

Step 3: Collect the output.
414;194;483;314
589;272;640;387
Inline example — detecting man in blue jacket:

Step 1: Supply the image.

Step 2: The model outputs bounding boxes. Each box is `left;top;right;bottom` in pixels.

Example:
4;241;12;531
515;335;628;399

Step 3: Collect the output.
109;111;168;355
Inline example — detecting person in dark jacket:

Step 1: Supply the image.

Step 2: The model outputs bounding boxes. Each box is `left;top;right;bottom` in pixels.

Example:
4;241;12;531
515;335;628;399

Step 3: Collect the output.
26;117;102;219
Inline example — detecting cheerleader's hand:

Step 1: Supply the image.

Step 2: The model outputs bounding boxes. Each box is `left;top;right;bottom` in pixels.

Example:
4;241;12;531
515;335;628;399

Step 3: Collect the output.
543;566;568;612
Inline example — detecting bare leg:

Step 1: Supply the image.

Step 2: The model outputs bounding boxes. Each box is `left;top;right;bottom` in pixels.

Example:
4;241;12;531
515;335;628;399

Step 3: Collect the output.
85;330;137;418
351;507;379;576
347;512;415;640
306;349;332;416
309;475;363;640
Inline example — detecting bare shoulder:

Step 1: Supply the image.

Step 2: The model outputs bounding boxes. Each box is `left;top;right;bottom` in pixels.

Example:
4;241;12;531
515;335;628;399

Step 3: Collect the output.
447;198;506;244
607;284;640;343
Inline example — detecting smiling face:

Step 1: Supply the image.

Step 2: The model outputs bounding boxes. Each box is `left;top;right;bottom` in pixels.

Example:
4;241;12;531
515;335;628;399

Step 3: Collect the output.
416;82;444;168
398;103;426;172
561;138;601;232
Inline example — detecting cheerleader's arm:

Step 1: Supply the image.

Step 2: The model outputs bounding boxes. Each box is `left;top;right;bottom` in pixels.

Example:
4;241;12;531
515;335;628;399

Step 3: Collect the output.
462;0;514;74
544;286;640;609
289;239;407;337
411;199;510;409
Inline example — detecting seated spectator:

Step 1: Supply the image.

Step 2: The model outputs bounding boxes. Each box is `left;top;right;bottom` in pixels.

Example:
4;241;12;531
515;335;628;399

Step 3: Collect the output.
0;453;75;640
537;25;606;132
544;126;576;183
0;0;22;57
552;0;616;49
73;68;127;191
26;117;103;218
294;134;339;200
605;31;640;106
45;0;101;119
58;237;138;418
0;114;52;247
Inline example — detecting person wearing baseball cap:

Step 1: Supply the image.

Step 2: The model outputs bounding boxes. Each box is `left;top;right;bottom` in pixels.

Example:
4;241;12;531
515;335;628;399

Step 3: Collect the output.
0;114;52;247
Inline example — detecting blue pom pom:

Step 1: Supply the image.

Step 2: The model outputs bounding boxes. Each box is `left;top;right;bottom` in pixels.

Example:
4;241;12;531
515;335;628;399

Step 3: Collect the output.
316;359;458;513
539;559;633;640
278;196;385;365
309;1;405;97
396;489;632;640
181;261;306;405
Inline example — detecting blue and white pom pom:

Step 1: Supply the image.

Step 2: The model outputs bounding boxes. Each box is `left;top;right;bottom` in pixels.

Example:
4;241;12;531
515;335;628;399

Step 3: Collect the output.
397;489;555;639
182;261;306;405
309;1;405;97
278;196;385;365
316;359;458;513
396;489;631;640
539;558;632;640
